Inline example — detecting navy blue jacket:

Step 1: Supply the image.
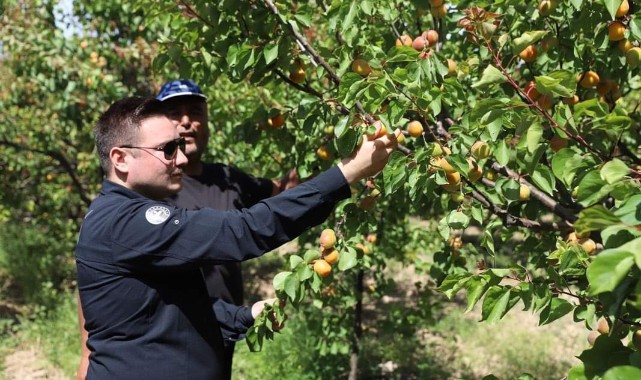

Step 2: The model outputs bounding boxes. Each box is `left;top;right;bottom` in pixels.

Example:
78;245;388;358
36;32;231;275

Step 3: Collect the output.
76;166;350;379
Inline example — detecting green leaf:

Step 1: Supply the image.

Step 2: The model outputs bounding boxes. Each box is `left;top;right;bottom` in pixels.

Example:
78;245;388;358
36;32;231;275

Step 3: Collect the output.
481;286;515;322
574;206;623;236
273;271;293;292
535;70;576;97
601;159;630;184
383;152;407;195
551;148;579;187
631;18;641;40
494;140;510;166
526;123;543;153
512;31;547;55
296;263;314;282
577;335;634;373
576;170;613;207
500;179;522;201
602;225;641;249
530;165;556;196
481;229;495;255
603;366;641;380
573;304;596;324
614;194;641;225
586;250;635;295
341;1;358;33
289;255;304;270
472;65;506;88
304;249;321;263
283;271;300;301
465;275;491;312
567;364;588;380
539;297;574;325
438;273;471;299
338;246;358;271
604;0;623;20
574;98;609;119
334;127;359;157
263;43;279;65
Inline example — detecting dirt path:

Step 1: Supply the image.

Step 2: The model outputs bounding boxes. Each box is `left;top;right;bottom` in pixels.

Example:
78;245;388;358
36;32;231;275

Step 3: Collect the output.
3;347;68;380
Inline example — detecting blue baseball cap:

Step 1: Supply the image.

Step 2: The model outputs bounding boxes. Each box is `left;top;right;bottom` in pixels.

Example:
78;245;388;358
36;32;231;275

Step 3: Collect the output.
156;80;207;101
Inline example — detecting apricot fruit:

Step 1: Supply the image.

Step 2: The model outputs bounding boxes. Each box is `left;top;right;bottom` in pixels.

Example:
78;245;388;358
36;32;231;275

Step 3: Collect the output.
407;120;424;137
351;59;372;76
314;259;332;277
319;228;337;249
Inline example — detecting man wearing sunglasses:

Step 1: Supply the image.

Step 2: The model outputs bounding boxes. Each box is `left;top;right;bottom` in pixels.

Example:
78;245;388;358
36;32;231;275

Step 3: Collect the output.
76;81;299;379
75;96;399;379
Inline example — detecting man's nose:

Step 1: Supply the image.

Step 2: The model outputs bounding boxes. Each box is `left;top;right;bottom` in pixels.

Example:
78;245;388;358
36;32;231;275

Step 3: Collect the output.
175;114;192;131
175;147;188;166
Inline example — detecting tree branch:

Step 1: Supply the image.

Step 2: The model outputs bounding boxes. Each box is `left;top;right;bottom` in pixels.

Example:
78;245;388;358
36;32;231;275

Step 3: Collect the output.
0;139;92;206
488;161;578;224
467;179;571;231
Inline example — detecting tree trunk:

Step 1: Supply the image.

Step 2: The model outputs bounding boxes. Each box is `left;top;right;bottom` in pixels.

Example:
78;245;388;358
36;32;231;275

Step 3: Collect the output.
348;269;364;380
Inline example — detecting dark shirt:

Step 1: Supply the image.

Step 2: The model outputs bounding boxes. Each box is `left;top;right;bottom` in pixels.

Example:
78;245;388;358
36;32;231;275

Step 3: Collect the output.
76;166;349;380
166;163;273;305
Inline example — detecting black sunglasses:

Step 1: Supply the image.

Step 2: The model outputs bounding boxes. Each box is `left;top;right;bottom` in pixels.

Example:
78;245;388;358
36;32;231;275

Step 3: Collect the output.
120;137;186;160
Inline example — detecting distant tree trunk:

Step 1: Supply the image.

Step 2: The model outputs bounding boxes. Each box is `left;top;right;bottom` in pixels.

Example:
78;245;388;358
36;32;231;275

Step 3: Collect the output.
348;269;364;380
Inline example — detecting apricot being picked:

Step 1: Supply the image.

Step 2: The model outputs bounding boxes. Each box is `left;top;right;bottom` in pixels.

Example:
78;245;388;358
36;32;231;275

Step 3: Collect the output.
319;228;337;249
366;120;388;140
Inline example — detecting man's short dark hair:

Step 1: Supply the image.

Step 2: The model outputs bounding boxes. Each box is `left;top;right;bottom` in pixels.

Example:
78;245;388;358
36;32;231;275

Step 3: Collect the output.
94;97;167;173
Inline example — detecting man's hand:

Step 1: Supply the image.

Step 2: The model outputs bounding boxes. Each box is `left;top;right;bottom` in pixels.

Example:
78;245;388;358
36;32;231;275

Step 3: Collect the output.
272;168;300;195
251;298;287;332
338;129;400;184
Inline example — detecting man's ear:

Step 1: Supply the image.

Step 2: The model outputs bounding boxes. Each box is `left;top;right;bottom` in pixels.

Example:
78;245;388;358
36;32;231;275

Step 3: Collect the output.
109;147;131;174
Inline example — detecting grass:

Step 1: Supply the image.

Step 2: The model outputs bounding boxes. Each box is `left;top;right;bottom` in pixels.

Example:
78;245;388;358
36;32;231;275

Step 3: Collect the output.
0;292;80;379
